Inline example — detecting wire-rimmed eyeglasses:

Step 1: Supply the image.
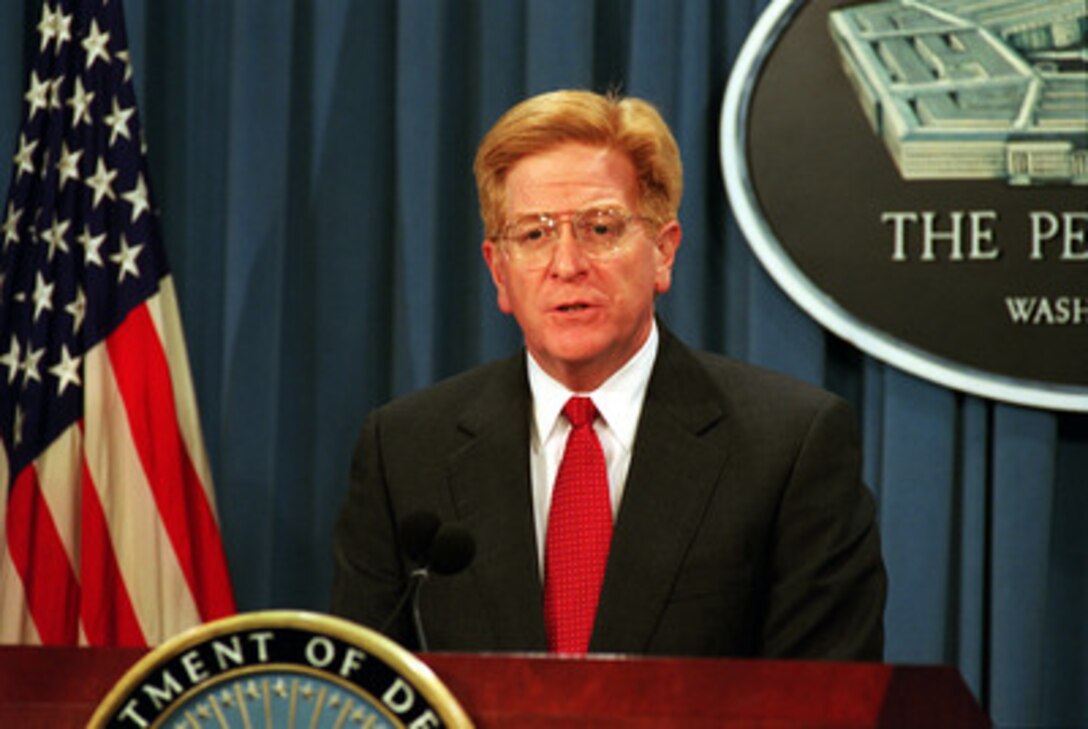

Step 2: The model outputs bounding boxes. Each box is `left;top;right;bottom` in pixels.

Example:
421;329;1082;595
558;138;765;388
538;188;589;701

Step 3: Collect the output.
496;207;656;266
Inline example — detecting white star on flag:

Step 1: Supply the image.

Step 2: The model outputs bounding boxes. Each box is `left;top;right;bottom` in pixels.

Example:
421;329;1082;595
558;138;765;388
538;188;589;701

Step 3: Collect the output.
48;344;82;396
86;156;117;207
82;18;111;69
104;97;134;146
23;72;50;118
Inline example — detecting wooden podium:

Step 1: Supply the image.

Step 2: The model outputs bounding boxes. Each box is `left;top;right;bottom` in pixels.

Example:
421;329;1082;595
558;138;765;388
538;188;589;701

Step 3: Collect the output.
0;645;989;727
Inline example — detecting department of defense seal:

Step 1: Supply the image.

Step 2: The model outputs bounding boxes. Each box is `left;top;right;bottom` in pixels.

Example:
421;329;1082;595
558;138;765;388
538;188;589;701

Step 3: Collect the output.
88;611;473;728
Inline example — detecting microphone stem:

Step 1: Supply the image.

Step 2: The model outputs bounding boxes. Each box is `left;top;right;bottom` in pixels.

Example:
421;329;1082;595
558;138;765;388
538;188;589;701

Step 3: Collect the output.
409;567;429;651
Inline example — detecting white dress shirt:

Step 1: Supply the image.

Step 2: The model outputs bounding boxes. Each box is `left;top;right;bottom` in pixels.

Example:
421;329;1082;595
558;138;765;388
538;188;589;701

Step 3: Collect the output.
527;322;659;574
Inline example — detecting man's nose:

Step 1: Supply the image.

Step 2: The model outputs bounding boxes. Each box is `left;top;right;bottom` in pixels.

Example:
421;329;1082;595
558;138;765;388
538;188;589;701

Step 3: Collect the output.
549;223;589;275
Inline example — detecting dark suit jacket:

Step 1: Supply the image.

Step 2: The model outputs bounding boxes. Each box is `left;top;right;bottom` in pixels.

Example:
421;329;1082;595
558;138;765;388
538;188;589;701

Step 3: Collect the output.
331;326;886;659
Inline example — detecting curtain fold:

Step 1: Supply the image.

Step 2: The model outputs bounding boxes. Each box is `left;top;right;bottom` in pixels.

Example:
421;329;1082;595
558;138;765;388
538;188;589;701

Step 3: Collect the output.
879;374;958;662
991;405;1058;721
2;1;1084;726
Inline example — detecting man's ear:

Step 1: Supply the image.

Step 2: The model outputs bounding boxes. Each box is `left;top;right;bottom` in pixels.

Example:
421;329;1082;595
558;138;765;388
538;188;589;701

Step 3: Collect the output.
482;239;513;313
653;220;682;294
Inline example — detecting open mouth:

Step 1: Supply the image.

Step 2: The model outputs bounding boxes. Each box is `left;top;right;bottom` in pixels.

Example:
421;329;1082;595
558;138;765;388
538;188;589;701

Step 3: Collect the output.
557;304;589;312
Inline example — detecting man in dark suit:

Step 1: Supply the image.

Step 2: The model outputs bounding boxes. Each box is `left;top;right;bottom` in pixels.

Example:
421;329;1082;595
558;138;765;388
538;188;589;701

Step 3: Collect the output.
331;90;885;660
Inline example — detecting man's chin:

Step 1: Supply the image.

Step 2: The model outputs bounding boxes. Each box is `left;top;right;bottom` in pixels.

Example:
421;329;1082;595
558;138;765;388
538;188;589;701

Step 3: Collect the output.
530;339;625;389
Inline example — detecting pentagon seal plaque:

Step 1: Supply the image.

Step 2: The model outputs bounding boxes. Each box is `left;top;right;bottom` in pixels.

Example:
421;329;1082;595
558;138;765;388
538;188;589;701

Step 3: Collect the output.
89;611;473;728
721;0;1088;411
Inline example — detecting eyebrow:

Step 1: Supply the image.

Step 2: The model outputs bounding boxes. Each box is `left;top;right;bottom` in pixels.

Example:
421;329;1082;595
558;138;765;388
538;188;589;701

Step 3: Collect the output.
509;205;627;218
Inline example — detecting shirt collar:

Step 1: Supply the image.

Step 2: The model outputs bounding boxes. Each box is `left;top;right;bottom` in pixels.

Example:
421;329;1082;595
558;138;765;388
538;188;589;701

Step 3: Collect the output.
528;321;659;450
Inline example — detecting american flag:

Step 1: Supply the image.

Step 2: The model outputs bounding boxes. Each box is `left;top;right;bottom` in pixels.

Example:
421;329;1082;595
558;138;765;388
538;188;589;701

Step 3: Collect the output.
0;0;234;646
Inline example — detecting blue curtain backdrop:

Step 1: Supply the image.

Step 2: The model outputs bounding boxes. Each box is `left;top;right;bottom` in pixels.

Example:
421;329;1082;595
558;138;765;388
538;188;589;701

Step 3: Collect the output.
2;1;1085;726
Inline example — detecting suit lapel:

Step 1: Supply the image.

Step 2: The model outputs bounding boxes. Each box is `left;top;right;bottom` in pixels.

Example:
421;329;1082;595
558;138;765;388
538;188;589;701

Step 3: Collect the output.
592;328;730;653
445;356;549;650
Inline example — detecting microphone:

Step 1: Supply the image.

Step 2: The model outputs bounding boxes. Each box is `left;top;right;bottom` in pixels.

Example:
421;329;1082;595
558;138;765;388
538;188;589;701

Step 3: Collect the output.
380;511;475;651
428;524;475;575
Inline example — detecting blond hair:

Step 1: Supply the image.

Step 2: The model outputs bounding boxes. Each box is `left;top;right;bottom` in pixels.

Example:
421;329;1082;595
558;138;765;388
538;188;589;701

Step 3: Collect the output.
474;90;683;238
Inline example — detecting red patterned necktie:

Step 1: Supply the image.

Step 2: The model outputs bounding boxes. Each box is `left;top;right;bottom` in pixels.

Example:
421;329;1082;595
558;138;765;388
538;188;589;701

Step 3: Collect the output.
543;396;613;654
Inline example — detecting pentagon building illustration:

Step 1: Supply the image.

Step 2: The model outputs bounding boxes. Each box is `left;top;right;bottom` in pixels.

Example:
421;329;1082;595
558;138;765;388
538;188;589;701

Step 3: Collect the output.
829;0;1088;185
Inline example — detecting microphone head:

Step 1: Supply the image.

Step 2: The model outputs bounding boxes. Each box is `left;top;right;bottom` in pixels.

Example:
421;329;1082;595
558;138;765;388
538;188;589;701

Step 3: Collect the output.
429;525;476;576
398;511;441;564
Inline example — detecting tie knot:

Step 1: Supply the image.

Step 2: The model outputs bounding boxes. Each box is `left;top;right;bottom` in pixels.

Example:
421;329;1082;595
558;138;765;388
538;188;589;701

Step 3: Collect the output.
563;396;597;428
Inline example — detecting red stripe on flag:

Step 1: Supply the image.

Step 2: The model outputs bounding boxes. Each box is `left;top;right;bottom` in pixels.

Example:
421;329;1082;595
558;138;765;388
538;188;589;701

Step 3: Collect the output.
5;468;81;645
105;303;235;620
78;454;148;646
